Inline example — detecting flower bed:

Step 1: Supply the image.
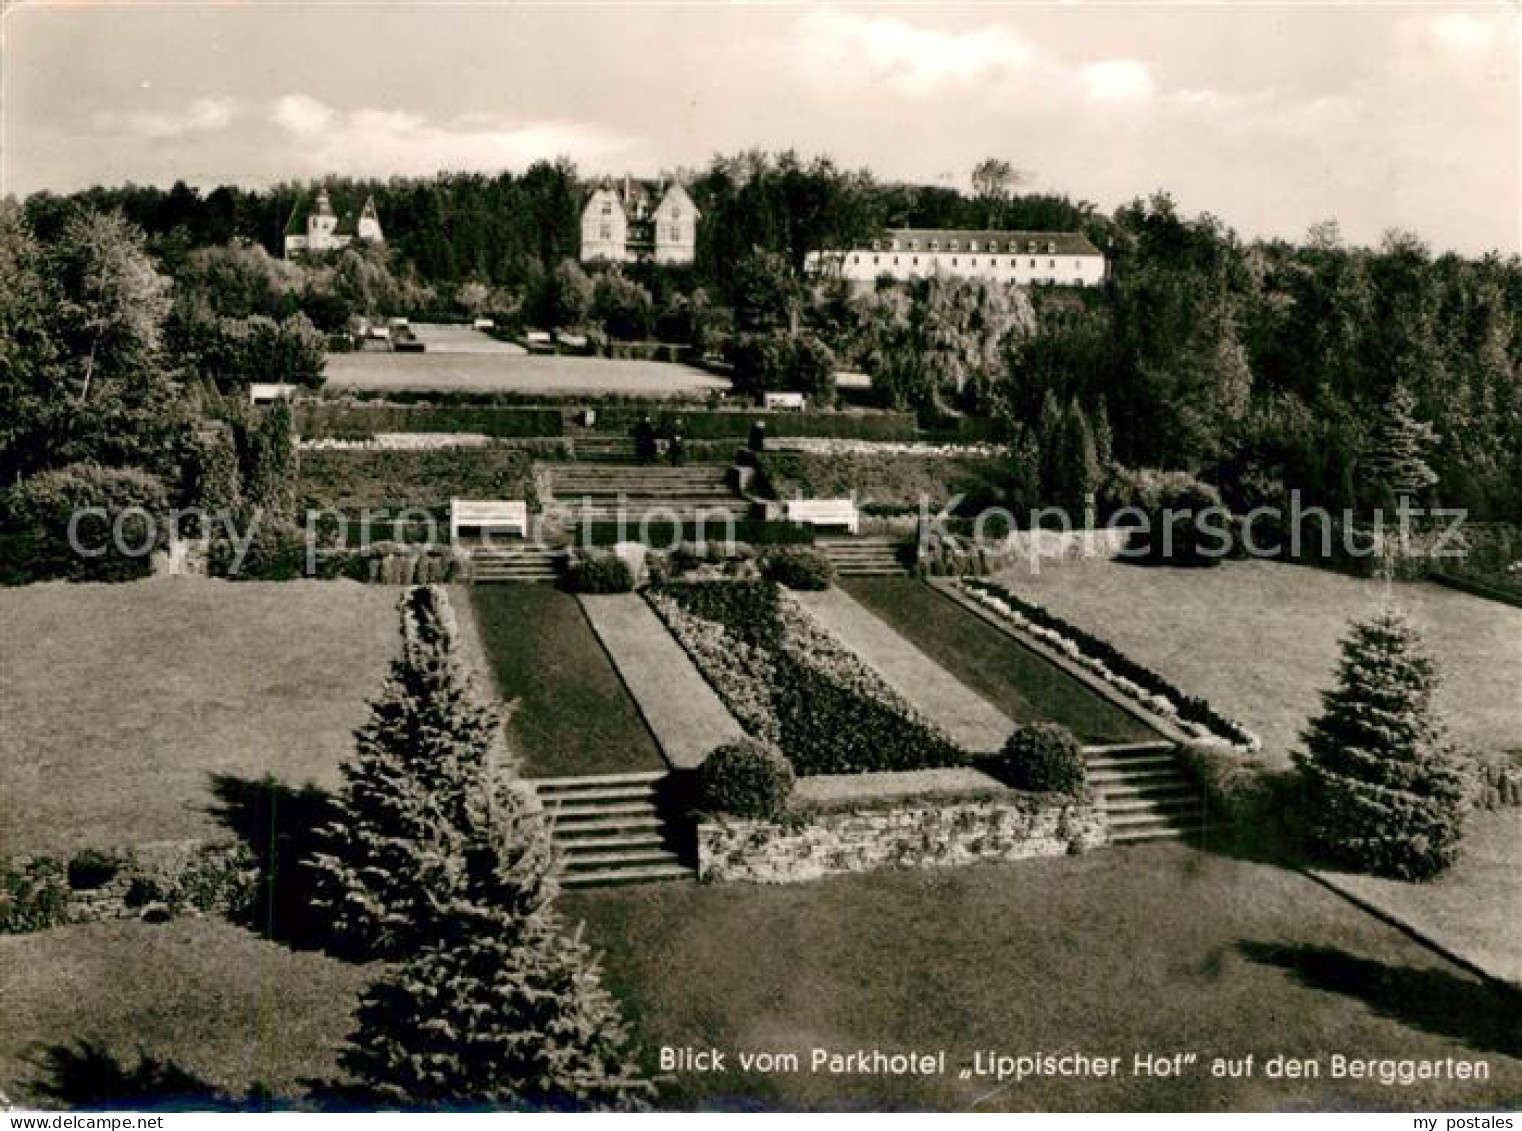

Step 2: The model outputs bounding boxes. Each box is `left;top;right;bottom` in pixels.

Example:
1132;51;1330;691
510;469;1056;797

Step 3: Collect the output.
647;581;966;775
957;578;1260;752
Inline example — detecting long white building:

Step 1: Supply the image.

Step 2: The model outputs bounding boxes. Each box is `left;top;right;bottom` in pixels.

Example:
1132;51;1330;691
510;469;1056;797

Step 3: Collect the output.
807;228;1105;287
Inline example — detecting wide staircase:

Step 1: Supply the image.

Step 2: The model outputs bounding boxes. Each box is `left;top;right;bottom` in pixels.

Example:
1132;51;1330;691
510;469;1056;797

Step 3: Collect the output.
1084;741;1210;844
468;544;562;583
542;463;751;525
565;434;638;464
532;771;696;888
818;536;912;577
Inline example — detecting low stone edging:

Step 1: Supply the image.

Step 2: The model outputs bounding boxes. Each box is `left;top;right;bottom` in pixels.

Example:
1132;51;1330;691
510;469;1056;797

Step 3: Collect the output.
696;778;1105;884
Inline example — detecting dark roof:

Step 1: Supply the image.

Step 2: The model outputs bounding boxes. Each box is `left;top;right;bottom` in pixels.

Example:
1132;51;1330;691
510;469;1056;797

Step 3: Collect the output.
284;189;378;237
869;229;1101;256
591;176;689;219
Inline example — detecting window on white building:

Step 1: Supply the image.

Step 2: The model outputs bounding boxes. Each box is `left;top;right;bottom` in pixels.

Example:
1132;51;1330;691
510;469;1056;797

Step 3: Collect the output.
599;224;611;240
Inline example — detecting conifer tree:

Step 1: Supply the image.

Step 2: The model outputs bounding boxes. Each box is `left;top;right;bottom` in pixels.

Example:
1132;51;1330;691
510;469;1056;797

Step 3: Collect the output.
1294;609;1467;880
307;586;555;958
1363;383;1439;501
341;906;653;1112
1040;397;1100;516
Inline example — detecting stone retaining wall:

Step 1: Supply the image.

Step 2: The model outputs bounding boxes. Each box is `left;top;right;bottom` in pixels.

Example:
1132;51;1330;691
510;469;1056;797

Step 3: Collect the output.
2;841;256;932
697;792;1105;884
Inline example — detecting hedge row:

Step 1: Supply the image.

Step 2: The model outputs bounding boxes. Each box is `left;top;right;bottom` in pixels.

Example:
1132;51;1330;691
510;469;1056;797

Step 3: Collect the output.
296;404;565;439
297;403;921;442
648;581;966;776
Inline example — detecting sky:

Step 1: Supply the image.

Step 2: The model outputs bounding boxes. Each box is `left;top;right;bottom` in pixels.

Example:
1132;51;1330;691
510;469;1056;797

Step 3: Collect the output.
1;1;1518;254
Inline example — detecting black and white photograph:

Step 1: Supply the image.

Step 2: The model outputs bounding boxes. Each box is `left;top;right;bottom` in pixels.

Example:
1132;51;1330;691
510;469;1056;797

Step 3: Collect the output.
0;0;1518;1116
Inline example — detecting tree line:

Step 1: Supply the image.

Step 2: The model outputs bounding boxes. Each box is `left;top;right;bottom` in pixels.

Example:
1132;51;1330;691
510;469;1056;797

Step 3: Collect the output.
6;151;1521;524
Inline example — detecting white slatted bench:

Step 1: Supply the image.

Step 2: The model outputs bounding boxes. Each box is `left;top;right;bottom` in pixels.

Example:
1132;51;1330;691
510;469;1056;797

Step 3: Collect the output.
763;391;807;411
784;497;860;535
450;499;529;543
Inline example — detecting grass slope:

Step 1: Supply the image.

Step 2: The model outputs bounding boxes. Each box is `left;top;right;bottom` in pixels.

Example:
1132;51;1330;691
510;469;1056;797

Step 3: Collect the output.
0;919;373;1109
0;580;398;857
986;558;1522;764
464;585;665;778
568;846;1522;1111
842;578;1157;745
758;451;1012;510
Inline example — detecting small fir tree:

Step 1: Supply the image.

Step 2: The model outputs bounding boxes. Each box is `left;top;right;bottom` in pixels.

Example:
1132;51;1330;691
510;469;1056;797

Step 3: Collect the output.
307;586;555;958
1293;609;1467;880
341;906;653;1112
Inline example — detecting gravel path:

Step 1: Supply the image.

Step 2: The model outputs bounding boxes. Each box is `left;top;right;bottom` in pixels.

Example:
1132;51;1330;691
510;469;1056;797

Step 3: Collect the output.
578;593;746;769
791;587;1015;753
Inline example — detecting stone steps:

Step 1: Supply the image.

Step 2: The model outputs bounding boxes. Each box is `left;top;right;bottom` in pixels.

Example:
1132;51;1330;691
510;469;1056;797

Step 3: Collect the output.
1083;742;1211;845
469;548;562;583
818;537;912;577
531;772;694;888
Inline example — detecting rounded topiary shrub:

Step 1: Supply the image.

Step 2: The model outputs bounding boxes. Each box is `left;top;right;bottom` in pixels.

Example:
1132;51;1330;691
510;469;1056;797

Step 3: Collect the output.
697;738;795;820
993;724;1087;795
568;553;635;594
760;547;834;591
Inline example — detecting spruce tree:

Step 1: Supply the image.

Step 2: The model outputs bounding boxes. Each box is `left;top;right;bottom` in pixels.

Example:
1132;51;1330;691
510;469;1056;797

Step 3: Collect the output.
1294;609;1467;880
1364;383;1439;501
341;906;653;1112
307;586;555;958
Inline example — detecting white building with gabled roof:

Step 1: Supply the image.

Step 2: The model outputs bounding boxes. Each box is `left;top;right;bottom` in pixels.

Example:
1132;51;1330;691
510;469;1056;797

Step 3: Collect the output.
581;176;699;266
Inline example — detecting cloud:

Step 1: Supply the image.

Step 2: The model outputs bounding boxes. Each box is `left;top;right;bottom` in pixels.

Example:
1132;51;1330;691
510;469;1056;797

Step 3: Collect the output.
796;8;1036;96
265;94;636;176
1422;12;1504;57
1079;59;1155;104
272;94;337;137
99;96;236;139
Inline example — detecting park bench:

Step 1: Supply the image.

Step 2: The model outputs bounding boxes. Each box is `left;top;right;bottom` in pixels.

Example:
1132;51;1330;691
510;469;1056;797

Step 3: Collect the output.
248;382;296;405
783;497;860;535
763;391;807;412
450;499;529;543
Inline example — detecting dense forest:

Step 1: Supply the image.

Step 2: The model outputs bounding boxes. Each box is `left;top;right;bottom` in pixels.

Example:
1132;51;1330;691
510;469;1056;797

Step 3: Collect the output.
5;150;1521;525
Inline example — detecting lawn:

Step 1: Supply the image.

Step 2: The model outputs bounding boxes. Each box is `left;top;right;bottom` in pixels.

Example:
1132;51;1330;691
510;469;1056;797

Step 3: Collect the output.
1311;809;1522;987
459;585;665;778
842;578;1158;745
325;351;728;396
0;919;372;1109
567;845;1522;1111
0;580;399;857
987;559;1522;764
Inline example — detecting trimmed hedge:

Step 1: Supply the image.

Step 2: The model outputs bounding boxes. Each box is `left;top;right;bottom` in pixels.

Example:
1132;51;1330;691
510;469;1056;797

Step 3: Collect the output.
296;404;564;439
759;547;834;591
299;403;920;443
567;553;636;593
697;738;795;820
988;724;1087;795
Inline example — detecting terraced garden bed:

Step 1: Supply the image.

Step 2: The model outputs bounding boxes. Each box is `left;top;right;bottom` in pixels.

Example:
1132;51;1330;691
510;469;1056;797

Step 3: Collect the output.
841;578;1157;745
462;585;665;778
646;581;967;775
